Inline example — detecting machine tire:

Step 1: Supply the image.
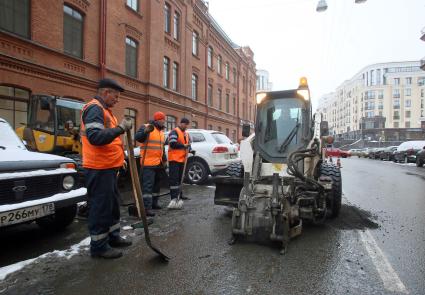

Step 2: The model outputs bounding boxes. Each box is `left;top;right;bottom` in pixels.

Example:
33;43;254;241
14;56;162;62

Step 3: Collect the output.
320;163;342;218
224;161;244;178
417;158;424;167
186;158;209;185
36;204;77;231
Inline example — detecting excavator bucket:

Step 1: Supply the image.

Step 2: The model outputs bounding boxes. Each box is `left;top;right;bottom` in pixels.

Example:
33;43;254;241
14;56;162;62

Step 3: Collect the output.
213;176;243;207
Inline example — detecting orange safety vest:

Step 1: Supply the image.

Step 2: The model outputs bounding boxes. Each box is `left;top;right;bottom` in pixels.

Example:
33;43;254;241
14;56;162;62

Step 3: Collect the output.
168;127;189;163
80;99;124;169
140;126;165;166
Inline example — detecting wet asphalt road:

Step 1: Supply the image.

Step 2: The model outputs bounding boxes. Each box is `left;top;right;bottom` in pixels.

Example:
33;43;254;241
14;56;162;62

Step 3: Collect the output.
0;158;424;295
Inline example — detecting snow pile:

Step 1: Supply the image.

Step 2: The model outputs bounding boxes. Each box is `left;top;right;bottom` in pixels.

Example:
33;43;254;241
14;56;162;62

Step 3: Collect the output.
0;237;90;281
0;168;76;181
0;187;87;211
0;149;70;162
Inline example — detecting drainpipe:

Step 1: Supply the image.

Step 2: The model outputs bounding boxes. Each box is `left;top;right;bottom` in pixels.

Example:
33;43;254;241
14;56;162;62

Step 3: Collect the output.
99;0;107;78
204;30;209;129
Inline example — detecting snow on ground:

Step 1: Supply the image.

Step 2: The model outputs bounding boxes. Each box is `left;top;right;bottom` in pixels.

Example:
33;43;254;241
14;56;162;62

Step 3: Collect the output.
0;188;87;211
0;237;90;281
0;168;76;181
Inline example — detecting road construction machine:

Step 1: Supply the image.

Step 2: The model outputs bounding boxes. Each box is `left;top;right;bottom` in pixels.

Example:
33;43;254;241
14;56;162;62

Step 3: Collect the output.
214;78;341;253
15;95;84;163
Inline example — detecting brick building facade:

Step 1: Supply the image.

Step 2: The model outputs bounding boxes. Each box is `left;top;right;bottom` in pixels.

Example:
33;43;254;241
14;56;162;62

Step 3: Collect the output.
0;0;256;142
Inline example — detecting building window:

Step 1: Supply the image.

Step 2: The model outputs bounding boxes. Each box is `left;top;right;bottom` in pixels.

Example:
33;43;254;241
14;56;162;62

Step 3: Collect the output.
172;62;179;91
394;122;399;128
124;108;137;143
217;55;222;75
405;88;411;96
421;89;424;98
378;90;384;99
225;63;230;80
405;77;412;85
217;126;222;132
125;37;138;78
405;111;411;118
405;121;410;128
126;0;138;11
166;115;176;131
163;57;170;88
225;93;229;113
226;128;229;137
376;69;381;85
207;124;212;130
232;96;236;115
393;110;400;120
418;77;425;86
173;11;180;40
164;3;171;34
394;78;400;85
405;99;411;108
218;89;222;110
0;0;30;38
192;31;199;56
191;74;198;100
0;85;30;129
64;5;83;58
192;121;198;129
232;130;236;143
208;47;213;68
233;68;237;84
207;84;213;107
393;89;400;98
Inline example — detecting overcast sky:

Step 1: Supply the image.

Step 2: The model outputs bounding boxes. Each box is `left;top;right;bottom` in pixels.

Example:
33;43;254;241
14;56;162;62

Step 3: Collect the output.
208;0;425;107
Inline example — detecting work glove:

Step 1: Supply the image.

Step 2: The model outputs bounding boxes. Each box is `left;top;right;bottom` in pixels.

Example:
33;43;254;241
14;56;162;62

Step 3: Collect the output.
119;117;133;132
144;124;154;134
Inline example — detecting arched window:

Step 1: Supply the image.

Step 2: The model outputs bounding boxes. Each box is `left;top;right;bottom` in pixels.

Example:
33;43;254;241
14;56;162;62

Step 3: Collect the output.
191;74;198;100
63;5;84;58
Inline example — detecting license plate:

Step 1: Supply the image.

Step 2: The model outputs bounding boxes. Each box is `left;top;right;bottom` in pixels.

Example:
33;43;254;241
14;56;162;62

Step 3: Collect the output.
0;203;55;227
229;154;238;159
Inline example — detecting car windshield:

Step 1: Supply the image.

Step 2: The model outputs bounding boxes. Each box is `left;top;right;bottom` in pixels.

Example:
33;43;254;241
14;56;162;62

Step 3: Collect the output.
56;99;83;133
255;97;307;161
0;120;27;150
212;133;233;144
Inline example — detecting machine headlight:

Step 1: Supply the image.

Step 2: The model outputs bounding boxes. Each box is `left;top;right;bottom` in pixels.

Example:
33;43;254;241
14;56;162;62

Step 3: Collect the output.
256;92;267;104
63;175;75;190
297;89;310;101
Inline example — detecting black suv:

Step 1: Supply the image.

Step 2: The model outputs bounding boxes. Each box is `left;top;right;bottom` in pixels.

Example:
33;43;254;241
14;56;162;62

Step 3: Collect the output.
416;146;425;167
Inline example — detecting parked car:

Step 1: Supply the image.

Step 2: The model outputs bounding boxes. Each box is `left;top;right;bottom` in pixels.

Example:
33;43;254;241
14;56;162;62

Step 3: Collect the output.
369;148;385;159
393;141;425;163
0;118;86;230
379;146;398;161
416;146;425;167
325;146;351;158
358;148;372;158
136;129;240;185
348;149;362;157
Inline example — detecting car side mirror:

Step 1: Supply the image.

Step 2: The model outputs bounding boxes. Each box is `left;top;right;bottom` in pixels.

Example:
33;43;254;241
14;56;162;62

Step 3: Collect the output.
242;123;250;138
320;121;329;136
40;97;51;110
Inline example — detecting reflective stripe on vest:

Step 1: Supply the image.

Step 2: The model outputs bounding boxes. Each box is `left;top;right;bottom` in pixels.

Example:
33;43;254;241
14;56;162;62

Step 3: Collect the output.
140;126;165;166
168;127;189;163
80;99;124;169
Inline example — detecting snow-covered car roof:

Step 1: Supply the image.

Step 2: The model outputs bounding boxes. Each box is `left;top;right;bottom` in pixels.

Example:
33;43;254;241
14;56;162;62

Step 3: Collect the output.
397;141;425;151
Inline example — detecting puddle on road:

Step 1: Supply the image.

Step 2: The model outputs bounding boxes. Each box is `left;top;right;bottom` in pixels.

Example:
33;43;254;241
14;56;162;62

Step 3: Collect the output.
329;204;379;230
405;171;425;181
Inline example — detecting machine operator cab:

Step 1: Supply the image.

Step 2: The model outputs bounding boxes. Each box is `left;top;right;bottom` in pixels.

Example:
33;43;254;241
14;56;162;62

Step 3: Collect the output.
240;78;316;177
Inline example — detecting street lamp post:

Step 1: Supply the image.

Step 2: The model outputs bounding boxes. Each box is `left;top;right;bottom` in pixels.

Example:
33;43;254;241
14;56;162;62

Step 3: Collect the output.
316;0;367;12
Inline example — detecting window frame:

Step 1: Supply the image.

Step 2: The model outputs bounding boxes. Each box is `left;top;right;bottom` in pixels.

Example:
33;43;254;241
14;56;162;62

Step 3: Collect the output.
163;56;170;88
191;74;198;100
207;84;213;107
166;115;177;131
125;36;138;78
173;11;180;40
192;31;199;56
63;4;84;59
164;3;171;34
126;0;138;12
0;0;31;39
172;62;179;91
208;46;213;68
217;55;222;75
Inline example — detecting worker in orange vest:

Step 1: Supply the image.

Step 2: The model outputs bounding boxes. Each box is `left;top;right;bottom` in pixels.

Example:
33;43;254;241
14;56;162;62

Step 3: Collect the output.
135;112;167;217
81;78;132;259
167;118;194;203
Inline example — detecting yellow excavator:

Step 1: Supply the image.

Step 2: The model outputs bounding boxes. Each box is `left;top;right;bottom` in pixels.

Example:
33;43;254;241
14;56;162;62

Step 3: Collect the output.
15;94;84;166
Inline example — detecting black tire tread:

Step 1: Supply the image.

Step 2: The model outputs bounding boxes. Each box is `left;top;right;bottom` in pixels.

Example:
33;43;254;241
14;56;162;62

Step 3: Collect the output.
224;161;244;178
320;162;342;218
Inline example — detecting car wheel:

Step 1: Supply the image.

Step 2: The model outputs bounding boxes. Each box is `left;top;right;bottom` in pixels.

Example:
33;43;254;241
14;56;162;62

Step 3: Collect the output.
36;204;77;231
186;159;208;185
417;158;424;167
320;163;342;218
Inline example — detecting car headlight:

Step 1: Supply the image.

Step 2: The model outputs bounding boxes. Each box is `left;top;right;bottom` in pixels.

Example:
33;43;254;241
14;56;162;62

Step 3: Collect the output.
63;175;75;190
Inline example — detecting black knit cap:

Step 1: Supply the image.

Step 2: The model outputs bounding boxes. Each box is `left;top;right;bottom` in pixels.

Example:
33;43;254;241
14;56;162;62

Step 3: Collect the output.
98;78;124;92
180;117;190;124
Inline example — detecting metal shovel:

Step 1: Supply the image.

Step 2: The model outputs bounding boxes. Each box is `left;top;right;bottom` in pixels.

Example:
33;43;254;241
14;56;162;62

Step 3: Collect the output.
125;129;170;262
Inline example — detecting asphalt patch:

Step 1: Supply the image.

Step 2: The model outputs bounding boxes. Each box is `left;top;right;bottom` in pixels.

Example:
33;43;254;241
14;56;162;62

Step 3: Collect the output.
329;204;379;230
